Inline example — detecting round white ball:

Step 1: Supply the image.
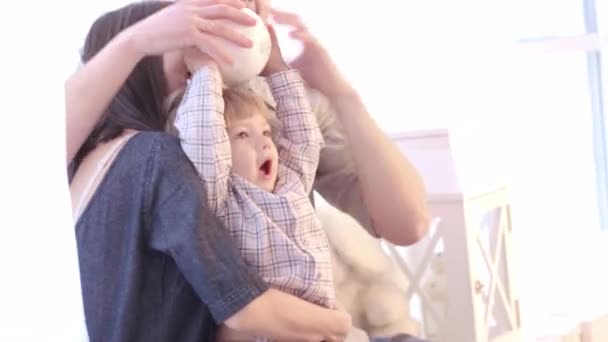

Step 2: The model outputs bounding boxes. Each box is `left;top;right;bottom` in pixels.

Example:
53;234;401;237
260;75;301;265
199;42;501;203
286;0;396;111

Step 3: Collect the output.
217;8;271;86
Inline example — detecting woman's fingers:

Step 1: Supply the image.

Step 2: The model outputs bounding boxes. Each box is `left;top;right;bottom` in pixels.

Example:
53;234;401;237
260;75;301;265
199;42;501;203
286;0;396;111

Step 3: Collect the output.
288;29;317;45
195;33;235;65
269;9;306;30
187;0;245;9
195;17;253;48
195;4;256;26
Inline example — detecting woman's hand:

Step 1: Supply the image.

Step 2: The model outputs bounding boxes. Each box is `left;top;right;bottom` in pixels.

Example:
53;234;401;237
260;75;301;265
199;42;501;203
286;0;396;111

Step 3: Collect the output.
326;309;352;341
270;9;355;98
260;24;289;76
125;0;257;65
65;0;256;162
224;288;352;341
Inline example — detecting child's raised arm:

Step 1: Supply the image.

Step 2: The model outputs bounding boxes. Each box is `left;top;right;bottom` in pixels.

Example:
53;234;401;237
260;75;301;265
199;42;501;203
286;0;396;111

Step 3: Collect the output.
267;70;324;193
174;64;231;213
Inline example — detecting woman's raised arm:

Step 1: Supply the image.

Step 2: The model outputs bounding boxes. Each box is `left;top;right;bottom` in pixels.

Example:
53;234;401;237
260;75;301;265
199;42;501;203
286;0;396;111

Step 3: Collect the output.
65;0;256;162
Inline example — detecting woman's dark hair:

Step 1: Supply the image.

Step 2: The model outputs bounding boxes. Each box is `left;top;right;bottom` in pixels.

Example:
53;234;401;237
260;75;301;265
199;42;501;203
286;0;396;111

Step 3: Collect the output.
70;1;172;175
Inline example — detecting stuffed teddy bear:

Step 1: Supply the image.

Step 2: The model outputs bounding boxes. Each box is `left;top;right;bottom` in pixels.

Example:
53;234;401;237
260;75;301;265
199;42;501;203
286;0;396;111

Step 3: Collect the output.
315;200;420;339
421;252;448;341
424;252;448;305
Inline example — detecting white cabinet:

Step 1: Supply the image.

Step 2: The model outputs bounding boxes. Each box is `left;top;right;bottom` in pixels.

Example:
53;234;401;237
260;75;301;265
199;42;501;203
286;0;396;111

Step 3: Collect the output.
386;129;522;342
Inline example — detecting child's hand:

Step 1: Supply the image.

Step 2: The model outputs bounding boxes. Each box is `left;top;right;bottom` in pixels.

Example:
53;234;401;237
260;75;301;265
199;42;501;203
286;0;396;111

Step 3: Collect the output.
270;9;355;98
255;0;271;22
261;24;289;76
183;47;216;73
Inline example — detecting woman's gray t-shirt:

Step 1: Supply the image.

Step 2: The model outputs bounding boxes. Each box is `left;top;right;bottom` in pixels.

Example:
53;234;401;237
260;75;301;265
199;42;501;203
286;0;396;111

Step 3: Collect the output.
75;132;268;342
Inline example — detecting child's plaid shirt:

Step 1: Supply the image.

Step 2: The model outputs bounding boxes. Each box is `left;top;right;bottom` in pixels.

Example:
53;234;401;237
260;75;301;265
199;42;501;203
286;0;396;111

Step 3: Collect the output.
173;66;334;308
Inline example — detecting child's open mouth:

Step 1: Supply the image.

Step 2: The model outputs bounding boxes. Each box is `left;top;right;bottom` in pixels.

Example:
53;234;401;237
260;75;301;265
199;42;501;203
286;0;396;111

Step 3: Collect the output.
259;159;272;177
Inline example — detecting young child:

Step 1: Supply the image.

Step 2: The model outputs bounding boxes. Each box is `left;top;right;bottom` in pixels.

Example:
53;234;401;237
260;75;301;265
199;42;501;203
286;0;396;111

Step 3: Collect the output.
169;31;335;334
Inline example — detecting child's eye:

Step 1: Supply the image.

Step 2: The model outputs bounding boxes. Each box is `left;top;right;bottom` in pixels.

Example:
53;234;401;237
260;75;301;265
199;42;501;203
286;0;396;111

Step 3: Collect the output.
237;131;248;139
263;130;272;137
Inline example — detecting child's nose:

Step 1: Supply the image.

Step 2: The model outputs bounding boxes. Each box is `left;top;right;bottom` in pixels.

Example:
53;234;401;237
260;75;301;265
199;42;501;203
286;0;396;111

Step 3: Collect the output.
256;136;269;150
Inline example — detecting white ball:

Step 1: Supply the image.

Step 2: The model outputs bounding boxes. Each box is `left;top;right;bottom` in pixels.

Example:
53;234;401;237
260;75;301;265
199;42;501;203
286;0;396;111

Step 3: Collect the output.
217;8;271;86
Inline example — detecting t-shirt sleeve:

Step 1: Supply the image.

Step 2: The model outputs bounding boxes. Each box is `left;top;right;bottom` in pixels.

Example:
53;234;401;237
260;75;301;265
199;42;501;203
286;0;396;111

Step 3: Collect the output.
144;134;269;323
312;93;378;237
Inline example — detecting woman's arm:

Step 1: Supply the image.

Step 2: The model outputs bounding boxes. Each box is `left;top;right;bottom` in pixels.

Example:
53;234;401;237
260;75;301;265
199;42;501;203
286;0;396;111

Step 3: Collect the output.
65;0;256;162
326;93;429;246
65;30;142;162
224;288;351;341
312;90;429;245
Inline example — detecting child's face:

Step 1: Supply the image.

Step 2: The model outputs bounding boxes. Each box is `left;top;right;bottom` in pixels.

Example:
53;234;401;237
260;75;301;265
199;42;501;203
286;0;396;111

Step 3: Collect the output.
227;112;278;192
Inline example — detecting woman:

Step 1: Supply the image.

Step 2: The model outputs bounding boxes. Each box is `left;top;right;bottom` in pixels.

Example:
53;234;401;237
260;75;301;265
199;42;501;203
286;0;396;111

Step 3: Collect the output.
69;1;351;341
67;0;430;339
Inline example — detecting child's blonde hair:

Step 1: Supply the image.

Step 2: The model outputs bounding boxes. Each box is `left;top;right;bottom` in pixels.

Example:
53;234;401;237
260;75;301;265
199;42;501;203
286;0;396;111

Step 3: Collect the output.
165;87;275;135
222;88;272;126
